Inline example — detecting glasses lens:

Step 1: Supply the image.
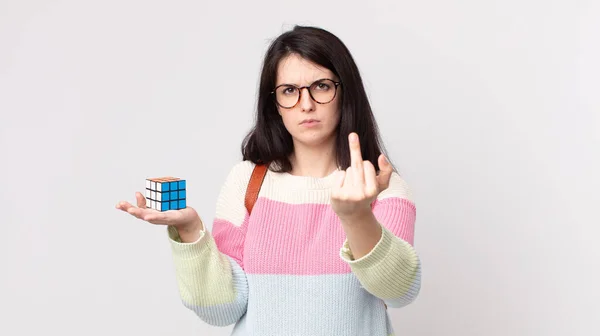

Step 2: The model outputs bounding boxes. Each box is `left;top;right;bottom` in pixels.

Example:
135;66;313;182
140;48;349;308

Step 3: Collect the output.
274;79;337;108
310;79;336;104
275;85;299;108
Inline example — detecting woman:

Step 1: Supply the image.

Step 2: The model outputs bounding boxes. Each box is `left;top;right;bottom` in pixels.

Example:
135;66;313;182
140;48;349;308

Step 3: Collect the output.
116;25;421;335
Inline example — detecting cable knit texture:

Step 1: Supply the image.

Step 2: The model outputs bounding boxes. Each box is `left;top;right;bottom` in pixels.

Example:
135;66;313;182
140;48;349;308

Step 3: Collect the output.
167;160;422;335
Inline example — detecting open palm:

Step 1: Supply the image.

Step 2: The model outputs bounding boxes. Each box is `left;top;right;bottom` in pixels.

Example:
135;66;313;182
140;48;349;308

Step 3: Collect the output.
116;191;199;228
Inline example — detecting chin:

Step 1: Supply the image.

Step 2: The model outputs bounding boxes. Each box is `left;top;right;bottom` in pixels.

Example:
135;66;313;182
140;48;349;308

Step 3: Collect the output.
292;129;336;147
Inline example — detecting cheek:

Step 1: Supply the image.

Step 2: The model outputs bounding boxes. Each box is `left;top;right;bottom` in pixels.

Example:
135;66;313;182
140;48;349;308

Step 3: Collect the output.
279;113;296;131
326;106;341;124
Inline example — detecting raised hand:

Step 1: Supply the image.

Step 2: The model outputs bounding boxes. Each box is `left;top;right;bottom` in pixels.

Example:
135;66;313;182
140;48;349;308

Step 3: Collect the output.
116;192;203;236
330;132;393;221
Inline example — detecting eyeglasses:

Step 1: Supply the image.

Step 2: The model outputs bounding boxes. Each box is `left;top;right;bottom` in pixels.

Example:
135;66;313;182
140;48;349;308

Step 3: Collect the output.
271;78;341;109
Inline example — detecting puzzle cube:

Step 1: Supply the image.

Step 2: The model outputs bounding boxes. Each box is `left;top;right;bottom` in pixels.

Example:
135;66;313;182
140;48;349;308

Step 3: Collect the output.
145;176;187;211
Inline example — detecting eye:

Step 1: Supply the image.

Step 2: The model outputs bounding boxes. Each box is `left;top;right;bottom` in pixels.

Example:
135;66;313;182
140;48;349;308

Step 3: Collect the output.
315;82;330;90
281;87;297;95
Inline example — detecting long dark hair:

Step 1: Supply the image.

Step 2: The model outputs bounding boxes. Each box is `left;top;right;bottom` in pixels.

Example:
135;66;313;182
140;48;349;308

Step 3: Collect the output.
241;25;391;173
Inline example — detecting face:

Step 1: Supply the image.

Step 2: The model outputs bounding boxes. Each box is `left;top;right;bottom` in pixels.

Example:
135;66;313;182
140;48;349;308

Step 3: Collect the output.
274;53;341;149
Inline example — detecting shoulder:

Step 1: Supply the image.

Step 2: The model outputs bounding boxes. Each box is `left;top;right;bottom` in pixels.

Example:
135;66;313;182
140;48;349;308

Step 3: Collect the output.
228;160;257;176
376;171;415;205
222;160;258;188
225;159;256;180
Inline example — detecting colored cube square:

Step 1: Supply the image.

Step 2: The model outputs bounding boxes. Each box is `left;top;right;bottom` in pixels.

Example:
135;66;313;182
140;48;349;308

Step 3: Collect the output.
145;176;187;212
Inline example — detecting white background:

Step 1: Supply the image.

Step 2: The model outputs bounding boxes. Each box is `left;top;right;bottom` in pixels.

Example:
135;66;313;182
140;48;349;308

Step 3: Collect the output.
1;0;598;335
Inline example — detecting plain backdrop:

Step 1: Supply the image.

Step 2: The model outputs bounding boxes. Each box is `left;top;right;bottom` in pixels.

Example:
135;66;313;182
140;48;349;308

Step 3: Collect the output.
1;0;598;335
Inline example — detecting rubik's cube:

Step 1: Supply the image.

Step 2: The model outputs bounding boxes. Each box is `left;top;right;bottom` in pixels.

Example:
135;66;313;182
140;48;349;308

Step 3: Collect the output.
145;176;187;211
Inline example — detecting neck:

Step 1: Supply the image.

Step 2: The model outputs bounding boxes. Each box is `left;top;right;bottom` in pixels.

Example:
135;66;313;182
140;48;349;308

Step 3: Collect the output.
288;139;338;178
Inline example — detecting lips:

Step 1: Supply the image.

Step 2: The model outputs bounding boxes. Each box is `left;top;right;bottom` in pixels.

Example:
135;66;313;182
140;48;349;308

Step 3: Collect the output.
300;119;319;124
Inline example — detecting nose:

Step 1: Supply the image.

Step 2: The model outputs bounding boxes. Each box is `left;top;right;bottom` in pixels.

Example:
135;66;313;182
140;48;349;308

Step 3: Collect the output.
298;87;315;112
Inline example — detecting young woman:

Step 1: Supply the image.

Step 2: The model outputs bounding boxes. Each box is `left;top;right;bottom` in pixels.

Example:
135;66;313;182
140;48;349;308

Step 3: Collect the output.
117;25;421;335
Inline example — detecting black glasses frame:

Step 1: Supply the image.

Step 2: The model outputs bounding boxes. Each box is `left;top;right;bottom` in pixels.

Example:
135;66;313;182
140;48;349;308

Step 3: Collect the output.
271;78;342;109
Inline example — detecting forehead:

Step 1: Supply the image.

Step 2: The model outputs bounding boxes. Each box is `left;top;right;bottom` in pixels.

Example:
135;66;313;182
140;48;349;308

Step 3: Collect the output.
276;54;335;85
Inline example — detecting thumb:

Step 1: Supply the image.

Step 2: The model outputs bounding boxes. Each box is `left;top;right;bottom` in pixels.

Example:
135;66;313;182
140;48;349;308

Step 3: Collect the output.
376;154;393;190
136;192;147;208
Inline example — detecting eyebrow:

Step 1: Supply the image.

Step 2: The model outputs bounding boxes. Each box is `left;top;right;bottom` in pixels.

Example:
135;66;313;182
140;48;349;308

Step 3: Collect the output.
275;78;333;87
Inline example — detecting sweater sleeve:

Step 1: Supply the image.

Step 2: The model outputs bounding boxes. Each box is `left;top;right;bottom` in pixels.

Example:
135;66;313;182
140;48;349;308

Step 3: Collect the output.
166;161;254;326
339;172;422;308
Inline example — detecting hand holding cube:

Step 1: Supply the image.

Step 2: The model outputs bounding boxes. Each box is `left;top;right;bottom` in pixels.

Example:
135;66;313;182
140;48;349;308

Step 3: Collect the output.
116;176;202;233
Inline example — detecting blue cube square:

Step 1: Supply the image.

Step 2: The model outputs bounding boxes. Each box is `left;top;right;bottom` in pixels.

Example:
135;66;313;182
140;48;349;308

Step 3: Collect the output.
158;191;170;202
160;182;170;192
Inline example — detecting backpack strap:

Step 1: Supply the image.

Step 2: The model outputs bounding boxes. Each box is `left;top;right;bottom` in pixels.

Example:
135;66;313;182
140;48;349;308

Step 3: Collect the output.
244;163;269;214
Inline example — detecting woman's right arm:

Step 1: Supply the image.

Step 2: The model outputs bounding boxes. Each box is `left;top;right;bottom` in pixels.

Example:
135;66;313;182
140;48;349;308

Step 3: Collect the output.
166;161;254;327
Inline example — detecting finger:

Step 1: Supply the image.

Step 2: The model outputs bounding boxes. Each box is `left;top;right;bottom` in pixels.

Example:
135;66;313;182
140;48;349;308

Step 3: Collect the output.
348;132;364;185
331;170;346;201
136;192;147;208
126;204;153;220
142;211;168;224
376;154;393;190
334;170;346;190
363;160;378;196
344;166;355;188
126;205;144;219
116;200;135;212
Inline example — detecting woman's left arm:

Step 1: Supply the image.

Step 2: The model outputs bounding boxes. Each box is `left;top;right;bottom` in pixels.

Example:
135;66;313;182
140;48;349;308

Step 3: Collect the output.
331;133;421;308
338;173;421;309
